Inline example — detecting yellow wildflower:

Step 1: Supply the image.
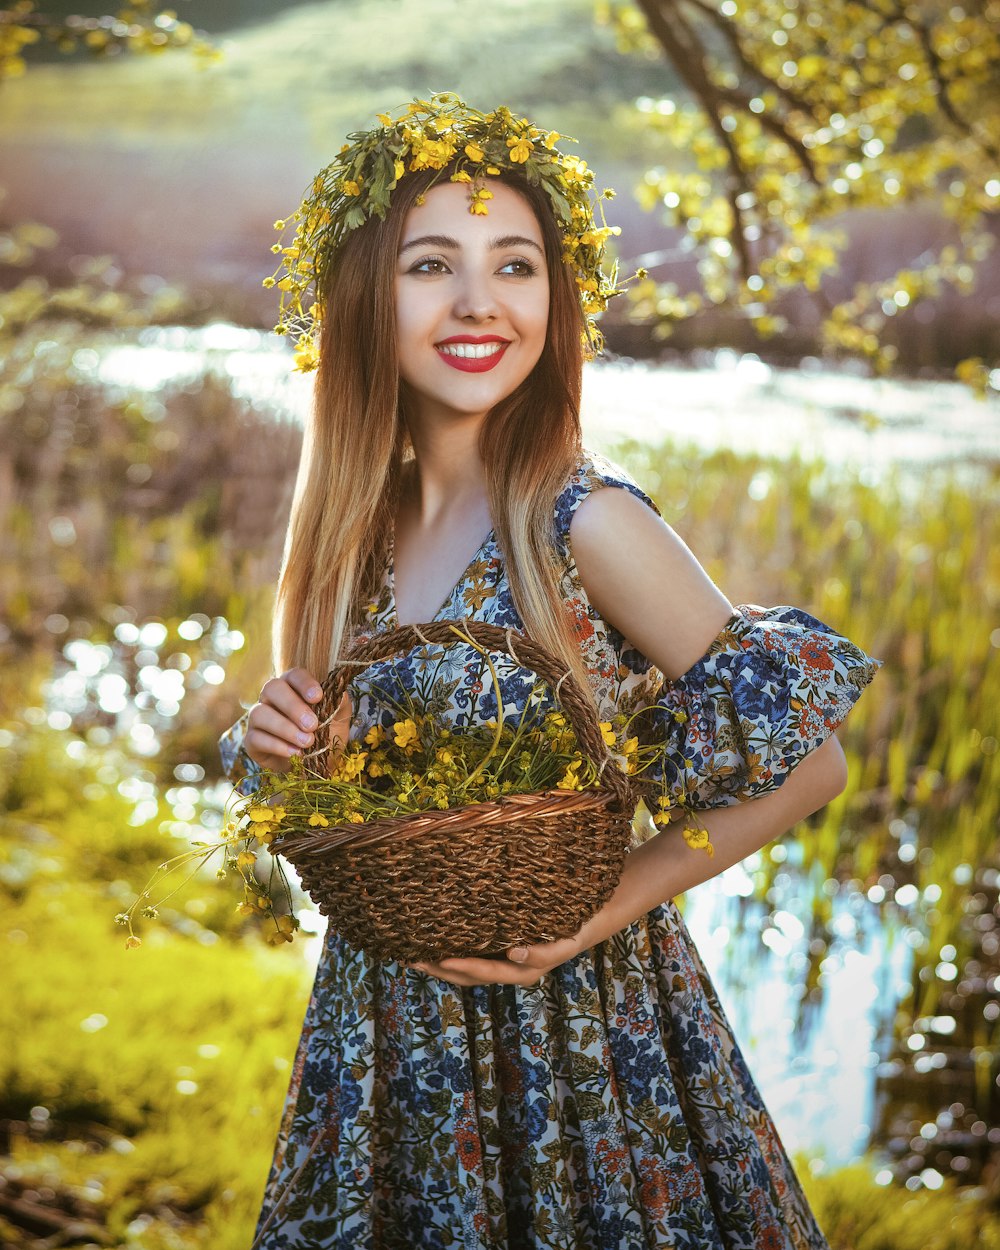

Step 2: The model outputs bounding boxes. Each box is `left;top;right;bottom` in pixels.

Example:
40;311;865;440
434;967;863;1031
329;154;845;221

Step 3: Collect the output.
248;805;278;823
273;219;286;229
343;180;362;197
333;750;368;781
293;339;319;373
347;811;365;824
507;136;533;163
365;724;386;747
486;165;501;175
393;158;405;181
543;130;560;149
393;719;419;751
377;112;393;125
450;169;473;183
236;850;257;869
464;141;485;162
682;823;715;856
557;760;584;791
599;721;616;748
308;812;330;827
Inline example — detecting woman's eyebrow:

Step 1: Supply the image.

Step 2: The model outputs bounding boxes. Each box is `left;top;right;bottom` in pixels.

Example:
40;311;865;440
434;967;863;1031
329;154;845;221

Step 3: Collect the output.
399;233;544;255
399;233;460;255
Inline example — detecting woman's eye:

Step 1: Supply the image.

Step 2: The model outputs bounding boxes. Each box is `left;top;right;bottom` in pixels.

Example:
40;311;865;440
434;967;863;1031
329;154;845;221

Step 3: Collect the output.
410;257;449;274
500;258;538;277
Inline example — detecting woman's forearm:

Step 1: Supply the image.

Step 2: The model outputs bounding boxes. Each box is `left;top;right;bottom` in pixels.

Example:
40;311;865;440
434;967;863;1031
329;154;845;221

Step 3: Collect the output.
583;735;849;944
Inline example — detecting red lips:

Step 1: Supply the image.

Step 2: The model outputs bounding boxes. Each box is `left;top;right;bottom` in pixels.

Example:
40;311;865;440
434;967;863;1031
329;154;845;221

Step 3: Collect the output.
435;334;511;373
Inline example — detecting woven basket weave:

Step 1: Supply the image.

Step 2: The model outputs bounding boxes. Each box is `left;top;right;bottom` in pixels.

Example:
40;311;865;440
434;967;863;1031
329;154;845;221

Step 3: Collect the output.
267;619;636;963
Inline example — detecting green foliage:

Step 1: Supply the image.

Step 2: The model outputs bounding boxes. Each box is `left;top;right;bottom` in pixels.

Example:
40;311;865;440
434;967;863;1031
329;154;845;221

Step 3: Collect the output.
0;1;219;78
0;319;298;721
613;435;1000;917
0;725;312;1247
801;1162;1000;1249
606;0;1000;383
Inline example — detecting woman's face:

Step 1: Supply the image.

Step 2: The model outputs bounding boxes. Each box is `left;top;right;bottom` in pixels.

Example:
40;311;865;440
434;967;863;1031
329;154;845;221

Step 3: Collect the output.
394;178;550;427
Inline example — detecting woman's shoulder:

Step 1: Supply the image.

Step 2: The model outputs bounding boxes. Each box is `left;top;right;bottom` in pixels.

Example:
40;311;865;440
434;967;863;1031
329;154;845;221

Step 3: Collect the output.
552;449;661;560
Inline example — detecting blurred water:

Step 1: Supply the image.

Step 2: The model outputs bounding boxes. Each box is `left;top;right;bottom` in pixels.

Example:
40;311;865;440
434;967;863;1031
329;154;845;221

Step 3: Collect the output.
76;323;998;1168
92;324;1000;474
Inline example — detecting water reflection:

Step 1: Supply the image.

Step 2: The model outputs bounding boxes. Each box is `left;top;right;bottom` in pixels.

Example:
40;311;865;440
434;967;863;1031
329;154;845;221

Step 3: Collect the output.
683;857;911;1165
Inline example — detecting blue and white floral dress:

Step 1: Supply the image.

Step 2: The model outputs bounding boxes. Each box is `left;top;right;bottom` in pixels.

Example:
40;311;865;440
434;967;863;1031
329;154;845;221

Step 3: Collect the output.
219;451;879;1250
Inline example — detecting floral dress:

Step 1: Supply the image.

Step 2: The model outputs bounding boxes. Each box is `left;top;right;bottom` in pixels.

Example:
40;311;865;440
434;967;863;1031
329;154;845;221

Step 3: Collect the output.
219;451;879;1250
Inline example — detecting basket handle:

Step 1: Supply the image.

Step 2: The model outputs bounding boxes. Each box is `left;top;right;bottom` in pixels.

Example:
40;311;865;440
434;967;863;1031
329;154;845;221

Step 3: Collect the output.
314;618;634;810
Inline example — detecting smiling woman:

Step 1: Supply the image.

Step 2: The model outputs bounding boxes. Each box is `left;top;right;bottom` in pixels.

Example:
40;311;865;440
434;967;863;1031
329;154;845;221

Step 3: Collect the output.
216;92;879;1249
394;182;550;425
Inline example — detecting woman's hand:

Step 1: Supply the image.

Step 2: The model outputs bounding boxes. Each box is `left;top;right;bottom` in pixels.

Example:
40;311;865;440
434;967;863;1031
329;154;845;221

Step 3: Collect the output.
406;911;611;987
244;669;351;772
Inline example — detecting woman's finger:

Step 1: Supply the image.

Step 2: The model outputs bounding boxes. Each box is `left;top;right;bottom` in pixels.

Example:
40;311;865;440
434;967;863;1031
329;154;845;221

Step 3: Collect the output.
248;702;315;749
244;724;310;769
258;675;321;734
282;667;325;705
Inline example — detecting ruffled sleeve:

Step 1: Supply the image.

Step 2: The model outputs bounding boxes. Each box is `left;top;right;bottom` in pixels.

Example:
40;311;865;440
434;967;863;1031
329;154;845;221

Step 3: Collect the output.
638;604;881;809
218;710;262;797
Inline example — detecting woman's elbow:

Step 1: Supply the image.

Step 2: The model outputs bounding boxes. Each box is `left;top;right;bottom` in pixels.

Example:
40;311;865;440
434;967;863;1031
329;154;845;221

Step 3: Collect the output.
806;734;849;806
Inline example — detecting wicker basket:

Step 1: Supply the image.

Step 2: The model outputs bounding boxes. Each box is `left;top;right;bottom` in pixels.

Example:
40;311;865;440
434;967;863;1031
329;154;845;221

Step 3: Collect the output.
266;619;636;963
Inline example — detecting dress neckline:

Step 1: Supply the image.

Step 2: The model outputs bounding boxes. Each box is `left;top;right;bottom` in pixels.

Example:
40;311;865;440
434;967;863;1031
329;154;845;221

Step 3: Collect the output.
387;527;496;627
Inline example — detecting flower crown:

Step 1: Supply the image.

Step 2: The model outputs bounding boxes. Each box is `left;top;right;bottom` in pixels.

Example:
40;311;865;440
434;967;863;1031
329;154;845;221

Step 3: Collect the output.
263;92;624;372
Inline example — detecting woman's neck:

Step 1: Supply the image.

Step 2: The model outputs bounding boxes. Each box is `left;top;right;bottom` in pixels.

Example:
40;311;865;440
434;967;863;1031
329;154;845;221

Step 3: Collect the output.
402;413;489;525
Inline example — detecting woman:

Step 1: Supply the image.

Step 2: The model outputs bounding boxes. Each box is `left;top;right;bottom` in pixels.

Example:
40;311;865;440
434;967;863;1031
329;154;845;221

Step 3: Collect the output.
220;94;879;1249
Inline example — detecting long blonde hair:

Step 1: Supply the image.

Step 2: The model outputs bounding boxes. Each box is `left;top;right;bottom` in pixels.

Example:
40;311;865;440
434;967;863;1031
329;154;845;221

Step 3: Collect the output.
274;166;593;697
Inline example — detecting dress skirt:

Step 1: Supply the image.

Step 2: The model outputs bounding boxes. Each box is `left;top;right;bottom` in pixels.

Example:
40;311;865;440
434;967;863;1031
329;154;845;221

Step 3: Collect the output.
251;897;829;1250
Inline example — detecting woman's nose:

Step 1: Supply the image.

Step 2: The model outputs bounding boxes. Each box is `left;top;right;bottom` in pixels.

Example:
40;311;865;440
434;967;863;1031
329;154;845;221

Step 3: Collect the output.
451;269;499;321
